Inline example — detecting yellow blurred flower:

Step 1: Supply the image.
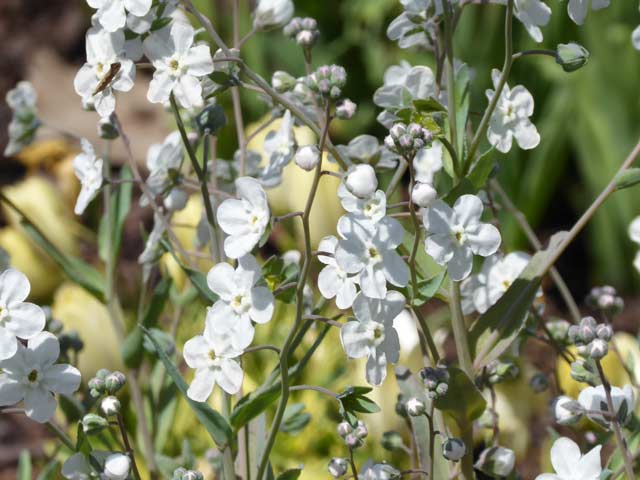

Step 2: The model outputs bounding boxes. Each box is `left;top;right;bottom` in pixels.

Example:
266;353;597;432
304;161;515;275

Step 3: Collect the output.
51;283;123;378
246;115;343;249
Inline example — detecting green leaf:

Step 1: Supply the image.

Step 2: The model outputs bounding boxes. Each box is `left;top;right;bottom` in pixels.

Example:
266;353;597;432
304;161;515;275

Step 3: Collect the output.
36;459;61;480
280;403;311;435
142;326;232;447
276;468;302;480
467;148;495;190
413;98;447;113
394;367;448;478
160;239;217;304
607;425;640;474
210;71;232;85
21;221;106;301
433;366;486;425
410;271;446;306
469;231;568;370
122;277;172;368
337;386;380;425
615;168;640;191
98;166;132;263
17;450;31;480
455;63;471;158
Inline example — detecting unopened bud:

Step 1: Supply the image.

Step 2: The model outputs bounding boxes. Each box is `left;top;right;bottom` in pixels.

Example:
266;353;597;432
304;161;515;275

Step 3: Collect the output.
104;453;131;480
529;373;549;393
328;458;348;478
345;164;377;198
411;182;437;208
596;324;613;342
294;145;320;171
337;421;353;438
98;117;119;140
405;397;426;416
105;371;126;394
556;42;590;73
101;396;121;416
589;338;609;360
272;71;297;93
554;395;582;425
442;438;466;462
381;431;405;451
336;99;357;120
82;413;109;435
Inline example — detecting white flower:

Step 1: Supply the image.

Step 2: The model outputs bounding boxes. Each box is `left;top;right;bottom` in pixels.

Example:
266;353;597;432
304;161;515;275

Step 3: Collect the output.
126;0;179;35
340;291;405;385
73;139;104;215
374;63;436;112
534;437;601;480
144;22;214;109
467;252;532;313
553;395;582;425
0;332;81;423
493;0;551;42
422;195;501;282
217;177;270;259
4;82;40;157
253;0;295;30
206;255;274;350
142;131;183;206
294;144;320;171
184;323;244;400
261;110;296;187
629;216;640;273
411;182;437;208
359;461;401;480
344;164;378;199
413;141;443;184
62;453;91;480
317;236;359;309
335;216;408;299
338;184;386;225
486;69;540;153
87;0;152;32
633;26;640;51
103;453;131;480
578;384;635;428
567;0;609;25
0;269;46;361
74;27;136;118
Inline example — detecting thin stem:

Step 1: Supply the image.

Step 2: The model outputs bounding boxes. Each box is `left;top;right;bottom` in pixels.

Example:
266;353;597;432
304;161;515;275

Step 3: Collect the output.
406;158;421;299
255;103;332;480
385;161;408;198
466;0;514;166
595;361;635;480
243;345;281;355
46;421;75;451
411;307;441;364
512;49;556;61
221;394;236;480
442;4;459;178
489;179;581;323
290;384;339;399
303;314;343;329
116;413;142;480
348;449;359;480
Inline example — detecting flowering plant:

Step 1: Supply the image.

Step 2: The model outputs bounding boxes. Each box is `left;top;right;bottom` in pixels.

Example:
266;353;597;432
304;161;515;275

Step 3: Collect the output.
4;0;640;479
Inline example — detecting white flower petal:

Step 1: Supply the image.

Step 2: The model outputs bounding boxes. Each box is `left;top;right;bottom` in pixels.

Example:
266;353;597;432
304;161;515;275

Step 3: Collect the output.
447;247;474;282
215;359;243;394
466;223;501;257
207;263;236;300
184;44;214;76
42;364;81;395
147;71;176;104
365;349;387;386
24;387;57;423
0;377;24;406
27;332;60;368
124;0;152;16
340;321;371;359
249;287;274;324
183;335;212;369
0;268;31;306
550;437;583;478
187;368;216;402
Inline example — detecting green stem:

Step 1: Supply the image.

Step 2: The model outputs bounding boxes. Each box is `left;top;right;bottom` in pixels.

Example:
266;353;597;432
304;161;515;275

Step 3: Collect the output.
466;0;514;166
46;421;75;451
595;361;635;480
406;158;421;300
221;393;236;480
411;307;440;364
255;103;332;480
442;4;460;179
116;413;142;480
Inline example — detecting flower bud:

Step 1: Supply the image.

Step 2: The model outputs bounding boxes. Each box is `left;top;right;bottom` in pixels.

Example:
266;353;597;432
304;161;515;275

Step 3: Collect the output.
547;319;571;344
389;124;405;140
253;0;294;30
556;42;590;73
82;413;109;435
301;17;317;31
442;438;466;462
405;397;426;416
344;432;363;449
337;421;353;438
196;104;227;134
570;359;598;385
578;323;596;344
529;372;549;393
589;338;609;360
101;396;121;416
164;188;189;211
330;86;342;99
173;467;204;480
330;66;347;88
474;446;515;478
105;371;126;394
328;458;349;478
294;145;320;171
98;117;119;140
596;324;613;342
381;431;405;451
345;164;378;198
88;376;106;393
336;99;357;120
296;30;316;47
272;71;297;93
553;395;582;425
354;420;368;439
96;369;111;380
411;182;437;208
407;123;422;137
104;453;131;480
283;17;303;37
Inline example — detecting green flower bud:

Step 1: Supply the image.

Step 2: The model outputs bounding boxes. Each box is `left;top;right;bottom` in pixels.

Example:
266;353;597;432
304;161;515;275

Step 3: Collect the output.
381;431;405;451
196;105;226;135
556;42;590;73
272;71;297;93
82;413;109;435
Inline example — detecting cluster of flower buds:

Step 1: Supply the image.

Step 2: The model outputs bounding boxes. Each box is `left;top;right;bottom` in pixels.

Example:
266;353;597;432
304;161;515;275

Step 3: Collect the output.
419;366;449;400
483;359;520;385
88;369;126;398
442;438;466;462
586;285;624;316
307;65;347;99
328;458;349;478
568;316;612;360
529;372;550;393
337;420;368;449
384;122;433;157
4;82;40;156
173;468;205;480
283;17;320;48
